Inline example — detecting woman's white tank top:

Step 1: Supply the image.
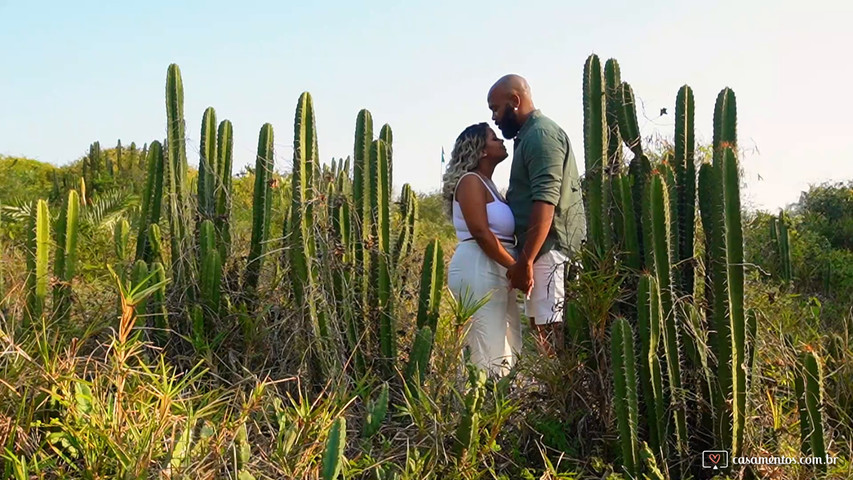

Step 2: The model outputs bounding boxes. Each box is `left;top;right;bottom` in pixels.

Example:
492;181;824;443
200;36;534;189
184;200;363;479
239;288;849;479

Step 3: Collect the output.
452;172;515;243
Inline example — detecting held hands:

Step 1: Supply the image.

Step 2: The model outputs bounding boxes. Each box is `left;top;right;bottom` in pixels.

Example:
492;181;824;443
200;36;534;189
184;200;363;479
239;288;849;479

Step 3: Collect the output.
506;259;534;298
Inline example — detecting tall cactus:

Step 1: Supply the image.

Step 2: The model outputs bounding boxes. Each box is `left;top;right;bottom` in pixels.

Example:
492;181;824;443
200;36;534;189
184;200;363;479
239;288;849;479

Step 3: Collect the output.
53;190;80;321
674;85;696;299
197;107;218;222
26;200;50;323
802;350;826;472
392;183;418;269
199;220;221;321
611;317;640;477
604;58;623;172
648;173;688;461
776;210;792;283
134;141;164;263
166;63;194;295
244;123;274;300
290;93;326;339
215;119;233;259
404;326;434;394
370;139;394;365
637;275;666;458
416;239;444;334
698;161;731;450
617;82;643;157
582;54;606;256
721;146;747;457
379;123;393;203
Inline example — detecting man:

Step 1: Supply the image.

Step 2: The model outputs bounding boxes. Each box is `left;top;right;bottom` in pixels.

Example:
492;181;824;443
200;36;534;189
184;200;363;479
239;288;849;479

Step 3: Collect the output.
487;74;586;355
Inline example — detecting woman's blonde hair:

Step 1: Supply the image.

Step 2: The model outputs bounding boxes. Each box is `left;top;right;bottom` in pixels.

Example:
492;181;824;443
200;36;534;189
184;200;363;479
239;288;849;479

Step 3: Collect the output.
441;123;489;218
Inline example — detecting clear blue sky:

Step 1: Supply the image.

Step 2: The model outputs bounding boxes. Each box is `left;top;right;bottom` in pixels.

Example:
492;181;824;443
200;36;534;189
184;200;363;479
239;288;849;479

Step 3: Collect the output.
1;0;850;212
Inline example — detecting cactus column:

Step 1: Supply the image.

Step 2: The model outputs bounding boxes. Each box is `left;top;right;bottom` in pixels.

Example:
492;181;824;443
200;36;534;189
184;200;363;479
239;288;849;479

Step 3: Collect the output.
244;123;274;301
166;64;195;298
582;54;606;257
53;190;80;322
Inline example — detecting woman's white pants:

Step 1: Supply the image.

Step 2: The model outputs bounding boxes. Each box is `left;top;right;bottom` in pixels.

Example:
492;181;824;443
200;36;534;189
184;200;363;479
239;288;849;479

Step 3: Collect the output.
447;240;522;377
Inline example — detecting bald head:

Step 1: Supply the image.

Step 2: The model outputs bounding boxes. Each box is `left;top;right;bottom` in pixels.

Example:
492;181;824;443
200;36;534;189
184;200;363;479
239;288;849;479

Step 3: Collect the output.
488;74;532;104
487;74;535;139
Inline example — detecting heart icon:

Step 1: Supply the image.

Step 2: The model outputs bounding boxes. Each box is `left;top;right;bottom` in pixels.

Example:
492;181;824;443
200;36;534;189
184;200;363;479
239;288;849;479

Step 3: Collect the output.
709;454;720;464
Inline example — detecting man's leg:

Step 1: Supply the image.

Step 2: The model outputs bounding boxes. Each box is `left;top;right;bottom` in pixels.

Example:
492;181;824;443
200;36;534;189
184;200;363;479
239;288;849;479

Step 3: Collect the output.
524;250;568;357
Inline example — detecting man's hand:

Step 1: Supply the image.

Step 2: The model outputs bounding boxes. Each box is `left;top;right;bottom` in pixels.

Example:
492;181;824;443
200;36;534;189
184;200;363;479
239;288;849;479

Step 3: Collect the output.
506;259;534;297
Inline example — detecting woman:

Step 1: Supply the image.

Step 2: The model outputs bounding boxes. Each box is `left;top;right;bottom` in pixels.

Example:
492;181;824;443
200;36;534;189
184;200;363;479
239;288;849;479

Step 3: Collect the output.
443;122;522;377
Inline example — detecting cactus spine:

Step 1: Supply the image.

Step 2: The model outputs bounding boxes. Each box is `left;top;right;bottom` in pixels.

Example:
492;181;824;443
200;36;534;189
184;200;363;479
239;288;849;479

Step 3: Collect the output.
582;54;606;256
166;63;194;295
611;317;640;477
134;141;164;263
53;190;80;321
244;123;274;300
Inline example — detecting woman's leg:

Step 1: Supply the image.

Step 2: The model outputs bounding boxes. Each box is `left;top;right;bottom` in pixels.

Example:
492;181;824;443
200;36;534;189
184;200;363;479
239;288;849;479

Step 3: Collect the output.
447;242;512;376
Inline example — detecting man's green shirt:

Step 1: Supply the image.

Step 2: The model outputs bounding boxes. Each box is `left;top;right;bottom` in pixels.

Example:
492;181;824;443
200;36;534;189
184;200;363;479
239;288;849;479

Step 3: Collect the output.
506;109;587;260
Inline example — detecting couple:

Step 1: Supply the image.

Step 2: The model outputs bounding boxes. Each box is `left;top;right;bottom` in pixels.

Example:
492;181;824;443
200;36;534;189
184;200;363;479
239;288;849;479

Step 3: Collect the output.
444;74;587;377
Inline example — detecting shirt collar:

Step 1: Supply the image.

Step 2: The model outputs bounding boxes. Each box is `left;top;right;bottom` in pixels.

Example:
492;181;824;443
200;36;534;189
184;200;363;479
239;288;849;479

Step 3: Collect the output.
516;109;542;140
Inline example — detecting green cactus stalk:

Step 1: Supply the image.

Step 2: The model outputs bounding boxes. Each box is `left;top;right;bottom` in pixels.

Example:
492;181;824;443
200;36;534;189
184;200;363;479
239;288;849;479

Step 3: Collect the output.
114;218;130;262
649;173;688;461
116;139;123;172
198;219;221;322
197;106;218;222
363;382;389;439
582;54;606;257
148;261;169;340
637;275;665;458
629;154;652;270
611;317;640;477
604;58;623;172
380;123;393;202
803;351;826;473
215;120;233;260
290;92;327;343
148;224;163;265
53;190;80;321
454;363;487;461
131;260;150;315
617;174;641;271
416;239;444;334
777;210;792;283
134;141;164;263
370;139;394;366
166;64;194;296
322;417;346;480
404;326;434;394
392;183;418;269
721;146;747;458
26;200;50;323
698;161;731;451
713;88;737;164
674;85;696;299
617;82;643;157
244;123;274;300
352;110;373;346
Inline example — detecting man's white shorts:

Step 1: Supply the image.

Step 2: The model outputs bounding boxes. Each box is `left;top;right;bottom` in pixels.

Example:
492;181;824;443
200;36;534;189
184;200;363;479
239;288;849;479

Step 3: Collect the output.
525;249;568;325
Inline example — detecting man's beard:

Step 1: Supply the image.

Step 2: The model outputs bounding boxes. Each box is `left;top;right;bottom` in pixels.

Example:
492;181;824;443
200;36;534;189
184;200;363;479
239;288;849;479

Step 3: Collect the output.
496;104;521;139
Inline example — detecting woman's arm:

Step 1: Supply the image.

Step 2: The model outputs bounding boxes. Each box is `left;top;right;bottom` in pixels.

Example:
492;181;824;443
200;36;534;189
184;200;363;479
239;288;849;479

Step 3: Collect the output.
455;175;516;269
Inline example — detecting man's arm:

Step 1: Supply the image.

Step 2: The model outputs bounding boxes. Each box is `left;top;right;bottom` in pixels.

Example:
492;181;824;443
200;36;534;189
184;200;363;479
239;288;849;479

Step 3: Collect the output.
519;201;554;265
